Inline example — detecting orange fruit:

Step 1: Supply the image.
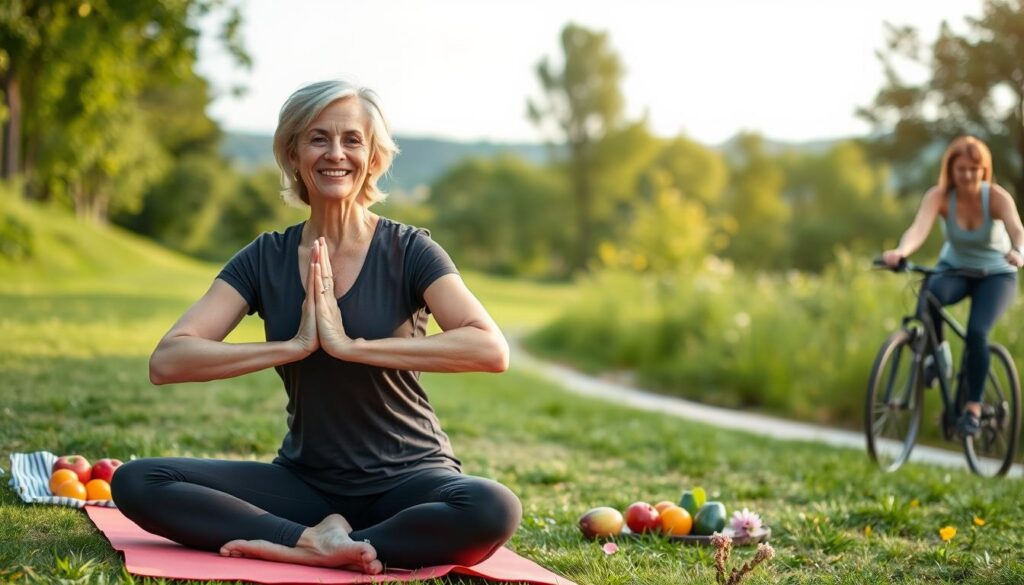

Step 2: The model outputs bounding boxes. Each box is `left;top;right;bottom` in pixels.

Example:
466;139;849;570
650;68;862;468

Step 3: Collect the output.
54;479;87;501
654;500;676;513
660;505;693;536
85;479;112;501
50;469;79;495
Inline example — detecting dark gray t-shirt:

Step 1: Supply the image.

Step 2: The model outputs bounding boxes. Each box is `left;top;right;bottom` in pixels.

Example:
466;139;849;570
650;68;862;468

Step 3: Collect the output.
217;217;462;495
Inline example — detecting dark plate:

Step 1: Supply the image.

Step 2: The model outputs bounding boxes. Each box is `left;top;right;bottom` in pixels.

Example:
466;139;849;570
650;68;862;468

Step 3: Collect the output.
619;526;771;546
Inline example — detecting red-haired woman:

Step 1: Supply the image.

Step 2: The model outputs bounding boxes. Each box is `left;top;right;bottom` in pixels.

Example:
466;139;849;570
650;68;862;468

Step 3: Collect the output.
883;136;1024;437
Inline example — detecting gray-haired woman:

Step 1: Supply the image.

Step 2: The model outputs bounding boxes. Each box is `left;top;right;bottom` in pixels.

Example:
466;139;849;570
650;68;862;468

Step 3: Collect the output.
111;80;521;574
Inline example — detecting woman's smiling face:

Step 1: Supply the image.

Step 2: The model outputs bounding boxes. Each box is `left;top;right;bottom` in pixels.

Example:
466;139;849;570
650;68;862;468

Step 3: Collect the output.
291;97;375;203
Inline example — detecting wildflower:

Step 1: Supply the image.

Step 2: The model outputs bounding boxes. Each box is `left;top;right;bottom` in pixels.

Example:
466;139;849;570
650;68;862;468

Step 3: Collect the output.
601;542;618;555
864;525;872;537
910;499;919;508
730;508;763;537
973;516;986;527
939;526;957;541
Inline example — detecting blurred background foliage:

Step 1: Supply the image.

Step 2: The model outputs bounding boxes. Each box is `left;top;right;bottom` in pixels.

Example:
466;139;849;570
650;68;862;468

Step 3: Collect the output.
4;1;1024;429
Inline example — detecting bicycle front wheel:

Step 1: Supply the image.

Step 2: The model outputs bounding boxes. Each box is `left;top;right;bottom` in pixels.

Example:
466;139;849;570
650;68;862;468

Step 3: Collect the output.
865;329;925;472
963;343;1021;478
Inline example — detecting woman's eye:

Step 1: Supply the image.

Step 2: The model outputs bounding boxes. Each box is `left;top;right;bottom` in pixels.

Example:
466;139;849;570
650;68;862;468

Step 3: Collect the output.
311;136;327;145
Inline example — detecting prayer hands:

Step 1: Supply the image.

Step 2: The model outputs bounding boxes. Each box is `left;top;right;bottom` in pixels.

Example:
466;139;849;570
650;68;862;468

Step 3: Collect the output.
309;238;353;358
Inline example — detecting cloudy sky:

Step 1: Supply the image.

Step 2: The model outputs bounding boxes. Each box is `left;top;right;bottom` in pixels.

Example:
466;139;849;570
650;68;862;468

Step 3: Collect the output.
196;0;984;144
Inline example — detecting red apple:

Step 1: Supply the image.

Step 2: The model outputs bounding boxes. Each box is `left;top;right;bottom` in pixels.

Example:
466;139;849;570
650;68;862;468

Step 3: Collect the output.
91;458;123;483
53;455;91;484
625;501;661;534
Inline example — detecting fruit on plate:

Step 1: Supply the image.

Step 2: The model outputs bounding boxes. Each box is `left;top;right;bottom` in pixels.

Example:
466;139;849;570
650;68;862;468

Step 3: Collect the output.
578;506;624;539
624;501;661;534
678;487;706;516
659;505;693;536
654;500;676;513
53;455;92;483
693;501;728;535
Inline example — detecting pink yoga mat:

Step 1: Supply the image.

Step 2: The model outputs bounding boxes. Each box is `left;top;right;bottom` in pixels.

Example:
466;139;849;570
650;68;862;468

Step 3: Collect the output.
86;506;576;585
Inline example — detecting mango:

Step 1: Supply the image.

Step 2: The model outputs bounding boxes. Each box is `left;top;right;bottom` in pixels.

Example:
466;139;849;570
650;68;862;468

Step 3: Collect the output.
578;506;624;539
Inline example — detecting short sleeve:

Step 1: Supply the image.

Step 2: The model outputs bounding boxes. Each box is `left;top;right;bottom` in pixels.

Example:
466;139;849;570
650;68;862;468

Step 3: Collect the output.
217;237;262;316
406;230;459;311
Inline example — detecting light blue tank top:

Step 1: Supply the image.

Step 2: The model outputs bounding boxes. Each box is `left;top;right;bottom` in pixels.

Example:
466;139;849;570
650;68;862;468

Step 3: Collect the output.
938;182;1015;274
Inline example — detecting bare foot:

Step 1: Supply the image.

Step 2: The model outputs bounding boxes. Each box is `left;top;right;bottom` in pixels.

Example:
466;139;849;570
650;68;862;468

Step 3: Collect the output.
220;514;383;574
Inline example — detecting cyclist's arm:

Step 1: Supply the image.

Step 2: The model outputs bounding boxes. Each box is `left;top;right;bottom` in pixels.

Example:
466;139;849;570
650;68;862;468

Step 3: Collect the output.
990;184;1024;266
885;187;943;262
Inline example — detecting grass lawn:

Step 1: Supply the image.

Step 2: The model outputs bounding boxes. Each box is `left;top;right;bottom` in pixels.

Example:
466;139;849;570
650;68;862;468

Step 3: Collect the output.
2;197;1023;584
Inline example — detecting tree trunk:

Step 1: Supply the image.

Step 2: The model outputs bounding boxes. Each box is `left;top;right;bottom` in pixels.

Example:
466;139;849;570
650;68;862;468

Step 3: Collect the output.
1;68;21;180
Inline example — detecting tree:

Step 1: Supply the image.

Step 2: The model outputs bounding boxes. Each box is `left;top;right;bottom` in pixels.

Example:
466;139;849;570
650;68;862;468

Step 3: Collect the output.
722;133;790;268
859;0;1024;198
427;156;572;278
784;141;907;271
0;0;249;220
528;23;624;271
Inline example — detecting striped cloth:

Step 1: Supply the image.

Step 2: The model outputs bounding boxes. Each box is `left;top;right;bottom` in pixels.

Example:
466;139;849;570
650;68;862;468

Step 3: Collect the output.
8;451;117;508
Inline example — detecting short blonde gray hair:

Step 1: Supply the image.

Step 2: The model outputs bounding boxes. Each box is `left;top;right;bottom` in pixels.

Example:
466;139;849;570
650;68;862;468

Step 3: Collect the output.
273;80;399;207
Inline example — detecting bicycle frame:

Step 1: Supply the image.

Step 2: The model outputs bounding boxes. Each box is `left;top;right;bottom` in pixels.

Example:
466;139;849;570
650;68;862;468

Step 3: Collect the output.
910;279;969;433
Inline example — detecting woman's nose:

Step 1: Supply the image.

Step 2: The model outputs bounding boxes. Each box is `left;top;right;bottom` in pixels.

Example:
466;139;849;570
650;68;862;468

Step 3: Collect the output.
325;139;345;160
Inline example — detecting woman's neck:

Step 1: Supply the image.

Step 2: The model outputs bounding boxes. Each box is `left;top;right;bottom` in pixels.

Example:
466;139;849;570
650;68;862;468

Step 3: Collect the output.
303;199;377;249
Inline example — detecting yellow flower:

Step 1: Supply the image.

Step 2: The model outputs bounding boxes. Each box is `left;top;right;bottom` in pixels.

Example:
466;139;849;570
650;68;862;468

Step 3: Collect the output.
864;525;872;537
909;499;919;508
973;516;986;527
939;526;957;541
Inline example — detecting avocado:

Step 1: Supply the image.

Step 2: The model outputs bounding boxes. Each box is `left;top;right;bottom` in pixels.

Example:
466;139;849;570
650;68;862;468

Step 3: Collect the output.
693;501;728;535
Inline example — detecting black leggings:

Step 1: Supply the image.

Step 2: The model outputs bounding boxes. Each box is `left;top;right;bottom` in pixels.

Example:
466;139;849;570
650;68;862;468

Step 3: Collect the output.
922;270;1017;403
111;458;521;569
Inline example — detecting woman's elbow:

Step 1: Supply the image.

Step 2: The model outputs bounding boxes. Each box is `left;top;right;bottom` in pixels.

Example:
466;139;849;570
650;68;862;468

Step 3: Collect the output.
482;333;510;373
148;340;181;385
148;352;172;385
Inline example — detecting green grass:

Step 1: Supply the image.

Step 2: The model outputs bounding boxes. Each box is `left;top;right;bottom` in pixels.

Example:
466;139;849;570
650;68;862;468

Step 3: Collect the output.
2;194;1023;584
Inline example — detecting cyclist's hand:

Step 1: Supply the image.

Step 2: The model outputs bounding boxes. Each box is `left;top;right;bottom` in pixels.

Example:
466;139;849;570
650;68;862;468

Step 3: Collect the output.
1005;249;1024;269
881;250;904;268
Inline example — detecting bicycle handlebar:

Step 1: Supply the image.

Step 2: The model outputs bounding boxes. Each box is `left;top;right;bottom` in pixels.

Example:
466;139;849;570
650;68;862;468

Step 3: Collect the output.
871;258;990;278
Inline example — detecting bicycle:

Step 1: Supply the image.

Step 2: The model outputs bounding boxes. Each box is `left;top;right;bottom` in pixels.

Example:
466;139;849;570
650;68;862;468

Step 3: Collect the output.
865;259;1021;477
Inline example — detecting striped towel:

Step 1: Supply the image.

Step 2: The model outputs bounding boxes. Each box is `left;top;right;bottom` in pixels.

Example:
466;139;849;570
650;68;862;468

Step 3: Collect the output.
8;451;117;508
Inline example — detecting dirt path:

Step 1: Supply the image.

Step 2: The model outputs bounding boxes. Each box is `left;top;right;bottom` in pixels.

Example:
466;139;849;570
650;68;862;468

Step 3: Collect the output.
513;341;1022;479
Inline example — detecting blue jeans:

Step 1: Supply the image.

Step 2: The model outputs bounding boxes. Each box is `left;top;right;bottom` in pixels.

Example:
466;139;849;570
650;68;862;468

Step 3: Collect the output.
921;270;1017;403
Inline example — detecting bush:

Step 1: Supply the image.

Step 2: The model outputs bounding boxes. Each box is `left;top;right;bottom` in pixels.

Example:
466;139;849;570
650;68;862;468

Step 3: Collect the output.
525;251;1018;440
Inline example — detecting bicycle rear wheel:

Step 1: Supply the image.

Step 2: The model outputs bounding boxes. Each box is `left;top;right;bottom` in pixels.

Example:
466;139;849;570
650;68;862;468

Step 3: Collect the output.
963;344;1021;478
865;329;925;472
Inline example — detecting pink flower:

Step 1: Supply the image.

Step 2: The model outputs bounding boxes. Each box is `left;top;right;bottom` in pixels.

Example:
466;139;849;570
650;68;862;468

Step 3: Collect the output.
602;542;619;555
730;508;763;536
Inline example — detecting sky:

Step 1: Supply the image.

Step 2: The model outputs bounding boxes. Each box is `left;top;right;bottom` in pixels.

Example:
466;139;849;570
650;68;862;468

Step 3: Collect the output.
196;0;985;145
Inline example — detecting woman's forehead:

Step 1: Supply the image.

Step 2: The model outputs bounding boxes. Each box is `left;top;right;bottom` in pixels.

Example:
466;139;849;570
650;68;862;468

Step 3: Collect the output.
308;98;371;133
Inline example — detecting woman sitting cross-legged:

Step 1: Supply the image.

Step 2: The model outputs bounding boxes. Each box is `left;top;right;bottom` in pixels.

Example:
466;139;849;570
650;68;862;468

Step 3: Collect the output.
111;79;521;574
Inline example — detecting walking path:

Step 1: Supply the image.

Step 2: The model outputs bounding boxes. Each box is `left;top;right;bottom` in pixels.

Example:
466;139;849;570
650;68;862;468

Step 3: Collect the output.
513;342;1022;479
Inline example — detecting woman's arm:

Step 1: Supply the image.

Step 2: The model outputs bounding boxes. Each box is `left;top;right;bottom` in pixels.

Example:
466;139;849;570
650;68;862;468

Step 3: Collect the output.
882;187;943;266
149;275;319;385
320;272;509;373
991;184;1024;268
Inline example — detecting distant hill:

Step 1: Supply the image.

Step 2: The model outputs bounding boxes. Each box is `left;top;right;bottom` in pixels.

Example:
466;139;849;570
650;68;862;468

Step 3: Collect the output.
224;131;859;198
714;134;846;159
222;132;552;197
